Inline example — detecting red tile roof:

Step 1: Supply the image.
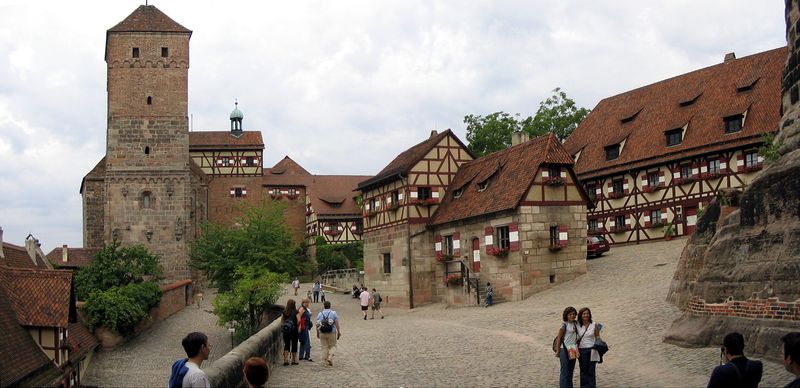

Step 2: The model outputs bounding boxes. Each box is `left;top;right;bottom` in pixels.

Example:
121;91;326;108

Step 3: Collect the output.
0;282;62;387
108;5;191;34
268;156;311;176
67;321;99;362
0;266;73;328
46;247;100;269
307;176;370;217
431;133;577;226
1;242;49;269
563;47;785;179
357;129;476;190
188;131;264;150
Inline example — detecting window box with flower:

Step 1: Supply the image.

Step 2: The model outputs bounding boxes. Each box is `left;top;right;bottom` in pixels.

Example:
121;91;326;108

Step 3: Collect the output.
413;198;439;206
609;226;630;233
386;202;400;211
544;176;566;186
642;186;657;193
323;229;342;236
444;273;463;286
435;252;454;262
487;246;509;258
548;244;562;252
744;164;763;173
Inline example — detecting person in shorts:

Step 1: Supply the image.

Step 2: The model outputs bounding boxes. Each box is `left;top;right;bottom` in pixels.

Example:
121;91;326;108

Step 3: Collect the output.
359;286;370;320
370;288;384;319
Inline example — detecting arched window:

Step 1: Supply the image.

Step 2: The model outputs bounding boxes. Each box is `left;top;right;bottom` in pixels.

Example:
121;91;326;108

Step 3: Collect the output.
147;96;152;105
142;191;152;209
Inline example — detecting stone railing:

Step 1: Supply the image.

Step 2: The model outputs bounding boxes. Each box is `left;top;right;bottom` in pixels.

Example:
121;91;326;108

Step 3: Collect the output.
205;313;284;387
320;268;363;289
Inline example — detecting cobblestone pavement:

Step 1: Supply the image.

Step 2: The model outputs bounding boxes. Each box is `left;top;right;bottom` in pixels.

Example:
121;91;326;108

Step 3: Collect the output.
271;239;795;387
83;289;233;387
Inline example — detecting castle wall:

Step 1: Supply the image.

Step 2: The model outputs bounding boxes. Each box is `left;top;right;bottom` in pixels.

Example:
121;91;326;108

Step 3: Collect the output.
82;178;105;248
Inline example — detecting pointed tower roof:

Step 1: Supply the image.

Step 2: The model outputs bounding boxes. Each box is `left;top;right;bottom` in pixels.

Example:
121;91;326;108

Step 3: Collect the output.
108;5;191;34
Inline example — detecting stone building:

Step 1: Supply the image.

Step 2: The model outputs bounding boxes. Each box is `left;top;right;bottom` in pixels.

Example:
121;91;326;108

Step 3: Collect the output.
665;1;800;361
563;47;784;244
358;131;589;308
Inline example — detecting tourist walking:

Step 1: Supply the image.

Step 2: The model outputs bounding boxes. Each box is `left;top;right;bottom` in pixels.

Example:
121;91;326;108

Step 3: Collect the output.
577;307;600;388
781;332;800;388
320;288;326;303
281;299;301;366
313;280;321;303
554;306;579;388
370;288;384;319
484;282;493;307
359;286;371;320
298;298;313;362
707;332;763;388
243;357;269;388
168;332;211;388
316;300;341;366
291;278;300;296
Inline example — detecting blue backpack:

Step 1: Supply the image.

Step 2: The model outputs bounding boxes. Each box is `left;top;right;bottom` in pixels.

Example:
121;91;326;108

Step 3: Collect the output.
168;358;189;388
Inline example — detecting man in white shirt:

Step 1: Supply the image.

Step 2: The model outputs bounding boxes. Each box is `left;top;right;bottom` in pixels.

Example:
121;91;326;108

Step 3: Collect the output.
182;332;211;388
292;278;300;296
359;287;370;320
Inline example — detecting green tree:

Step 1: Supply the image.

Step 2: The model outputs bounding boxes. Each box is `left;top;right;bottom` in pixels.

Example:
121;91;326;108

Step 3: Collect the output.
190;200;303;292
464;88;590;156
314;237;363;274
212;266;287;340
74;242;162;300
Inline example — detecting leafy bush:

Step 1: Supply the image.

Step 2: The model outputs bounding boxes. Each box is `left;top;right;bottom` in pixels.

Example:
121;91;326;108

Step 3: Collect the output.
84;282;162;332
213;267;287;338
758;132;783;164
75;242;162;300
315;237;363;274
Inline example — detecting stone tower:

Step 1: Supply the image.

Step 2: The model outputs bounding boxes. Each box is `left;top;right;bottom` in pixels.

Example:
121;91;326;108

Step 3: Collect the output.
101;5;197;280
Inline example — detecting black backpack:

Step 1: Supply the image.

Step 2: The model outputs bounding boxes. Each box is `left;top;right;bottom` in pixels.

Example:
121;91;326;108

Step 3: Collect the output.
281;316;295;334
319;311;334;333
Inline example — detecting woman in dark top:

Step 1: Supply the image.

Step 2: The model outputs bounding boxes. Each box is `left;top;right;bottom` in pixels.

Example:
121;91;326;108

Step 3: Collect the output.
281;299;301;365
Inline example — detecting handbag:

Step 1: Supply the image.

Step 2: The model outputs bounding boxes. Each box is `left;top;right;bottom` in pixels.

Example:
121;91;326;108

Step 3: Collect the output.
553;322;580;360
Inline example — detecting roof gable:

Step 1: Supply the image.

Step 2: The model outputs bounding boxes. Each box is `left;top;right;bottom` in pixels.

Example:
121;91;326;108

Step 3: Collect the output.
563;47;785;178
1;242;49;269
46;247;100;269
431;133;574;225
108;5;191;34
188;131;264;150
307;175;370;217
269;156;311;176
0;266;74;327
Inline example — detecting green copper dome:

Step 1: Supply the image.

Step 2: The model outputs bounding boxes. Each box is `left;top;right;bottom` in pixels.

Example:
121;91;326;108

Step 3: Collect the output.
230;101;243;120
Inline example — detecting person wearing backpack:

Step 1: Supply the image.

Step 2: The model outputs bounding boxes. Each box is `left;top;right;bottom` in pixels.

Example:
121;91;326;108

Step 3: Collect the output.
298;298;314;362
281;299;301;366
168;332;211;388
316;300;341;366
707;332;763;388
370;288;384;319
554;306;579;388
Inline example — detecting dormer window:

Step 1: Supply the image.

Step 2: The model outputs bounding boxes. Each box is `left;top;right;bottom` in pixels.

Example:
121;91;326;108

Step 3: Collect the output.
620;108;642;124
605;144;620;161
736;77;759;93
724;114;744;133
679;92;702;107
665;128;683;146
453;188;464;198
477;182;488;192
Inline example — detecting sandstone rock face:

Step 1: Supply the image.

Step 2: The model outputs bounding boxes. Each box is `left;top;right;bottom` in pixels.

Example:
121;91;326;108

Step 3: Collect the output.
666;0;800;360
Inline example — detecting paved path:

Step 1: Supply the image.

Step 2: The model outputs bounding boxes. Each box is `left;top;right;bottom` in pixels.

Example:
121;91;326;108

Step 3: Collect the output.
83;240;795;387
83;289;233;387
271;239;795;387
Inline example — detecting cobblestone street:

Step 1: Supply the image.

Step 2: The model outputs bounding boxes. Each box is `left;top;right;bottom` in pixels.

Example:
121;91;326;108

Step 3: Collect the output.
84;239;795;387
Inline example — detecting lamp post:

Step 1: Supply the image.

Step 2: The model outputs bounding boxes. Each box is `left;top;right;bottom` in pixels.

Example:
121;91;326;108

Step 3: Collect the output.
228;326;235;349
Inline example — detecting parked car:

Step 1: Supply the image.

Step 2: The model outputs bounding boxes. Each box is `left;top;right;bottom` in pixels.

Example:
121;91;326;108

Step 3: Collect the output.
587;236;610;258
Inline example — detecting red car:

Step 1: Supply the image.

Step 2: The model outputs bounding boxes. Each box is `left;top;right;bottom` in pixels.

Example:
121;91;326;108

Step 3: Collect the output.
587;236;610;258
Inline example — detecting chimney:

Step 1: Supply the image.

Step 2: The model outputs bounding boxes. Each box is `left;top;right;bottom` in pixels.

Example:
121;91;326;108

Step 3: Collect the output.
430;130;438;138
25;235;38;265
724;52;736;62
511;131;530;146
62;244;69;262
0;226;4;259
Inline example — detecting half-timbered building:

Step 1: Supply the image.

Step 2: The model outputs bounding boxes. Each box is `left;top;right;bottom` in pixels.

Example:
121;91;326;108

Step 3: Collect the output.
563;48;784;244
357;130;475;307
304;175;368;253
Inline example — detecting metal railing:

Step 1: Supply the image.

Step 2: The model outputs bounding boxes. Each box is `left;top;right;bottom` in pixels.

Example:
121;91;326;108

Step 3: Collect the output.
444;260;480;306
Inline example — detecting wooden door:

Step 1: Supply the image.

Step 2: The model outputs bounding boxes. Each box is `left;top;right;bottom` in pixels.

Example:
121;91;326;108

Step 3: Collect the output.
685;206;697;235
471;238;481;273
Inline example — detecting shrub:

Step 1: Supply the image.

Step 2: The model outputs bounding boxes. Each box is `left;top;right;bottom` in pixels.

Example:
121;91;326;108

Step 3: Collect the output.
75;242;162;300
84;282;162;333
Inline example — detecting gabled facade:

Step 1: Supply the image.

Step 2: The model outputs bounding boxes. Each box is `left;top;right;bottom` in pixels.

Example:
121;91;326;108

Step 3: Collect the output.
563;48;784;244
304;175;368;248
357;130;475;307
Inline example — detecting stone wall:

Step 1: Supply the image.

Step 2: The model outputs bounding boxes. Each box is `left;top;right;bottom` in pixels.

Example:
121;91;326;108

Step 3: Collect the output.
82;178;105;248
205;316;283;387
363;223;415;308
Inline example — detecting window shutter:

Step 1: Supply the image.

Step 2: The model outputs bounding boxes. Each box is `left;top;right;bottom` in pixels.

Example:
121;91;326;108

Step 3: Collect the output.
644;213;651;228
229;188;235;198
736;153;744;172
623;179;630;195
434;234;442;253
607;182;613;194
409;186;419;200
659;171;666;187
720;155;728;173
452;232;461;256
484;226;494;251
508;223;519;252
661;209;668;223
625;213;632;228
558;225;569;247
641;174;648;189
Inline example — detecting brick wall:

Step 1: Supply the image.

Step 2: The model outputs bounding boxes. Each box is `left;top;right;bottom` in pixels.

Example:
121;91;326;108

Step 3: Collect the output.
687;296;800;321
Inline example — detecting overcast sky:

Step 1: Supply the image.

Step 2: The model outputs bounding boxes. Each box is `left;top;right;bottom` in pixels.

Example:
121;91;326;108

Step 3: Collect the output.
0;0;786;252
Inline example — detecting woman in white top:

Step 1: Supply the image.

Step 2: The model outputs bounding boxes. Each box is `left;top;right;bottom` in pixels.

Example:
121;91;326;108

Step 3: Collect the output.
555;306;579;388
577;307;601;388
